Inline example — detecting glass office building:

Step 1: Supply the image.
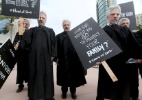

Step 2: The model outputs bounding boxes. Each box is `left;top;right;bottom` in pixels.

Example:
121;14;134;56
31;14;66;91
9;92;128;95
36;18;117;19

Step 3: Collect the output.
136;13;142;25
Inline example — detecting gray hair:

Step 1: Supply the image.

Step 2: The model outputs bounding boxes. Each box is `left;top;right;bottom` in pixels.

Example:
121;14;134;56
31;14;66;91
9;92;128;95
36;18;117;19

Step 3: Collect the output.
40;11;47;19
106;5;121;17
24;18;30;24
118;18;130;25
62;19;71;26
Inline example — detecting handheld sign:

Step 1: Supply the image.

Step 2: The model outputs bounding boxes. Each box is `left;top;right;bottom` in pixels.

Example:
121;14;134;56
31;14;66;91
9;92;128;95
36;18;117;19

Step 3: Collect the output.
2;0;40;19
119;1;136;30
68;18;121;82
0;39;16;89
68;17;122;69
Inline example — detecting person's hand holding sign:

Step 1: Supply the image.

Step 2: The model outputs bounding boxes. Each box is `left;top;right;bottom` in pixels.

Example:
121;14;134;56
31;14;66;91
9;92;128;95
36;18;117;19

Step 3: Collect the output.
14;41;20;50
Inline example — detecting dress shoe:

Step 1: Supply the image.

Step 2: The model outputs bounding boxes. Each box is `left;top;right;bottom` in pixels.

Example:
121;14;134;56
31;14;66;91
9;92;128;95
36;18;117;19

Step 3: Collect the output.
61;93;67;99
16;88;23;93
28;98;33;100
71;93;77;99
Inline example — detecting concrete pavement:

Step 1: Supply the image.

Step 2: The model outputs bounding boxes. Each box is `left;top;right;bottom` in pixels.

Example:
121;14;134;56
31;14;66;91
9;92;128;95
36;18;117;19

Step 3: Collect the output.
0;63;142;100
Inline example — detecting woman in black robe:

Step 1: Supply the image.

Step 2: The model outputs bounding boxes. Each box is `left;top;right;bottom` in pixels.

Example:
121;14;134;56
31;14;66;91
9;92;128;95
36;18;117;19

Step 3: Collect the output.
13;32;29;92
13;19;30;93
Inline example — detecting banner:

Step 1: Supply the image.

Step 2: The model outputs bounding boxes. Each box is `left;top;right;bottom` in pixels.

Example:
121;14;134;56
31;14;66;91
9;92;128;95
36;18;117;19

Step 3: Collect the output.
68;17;122;69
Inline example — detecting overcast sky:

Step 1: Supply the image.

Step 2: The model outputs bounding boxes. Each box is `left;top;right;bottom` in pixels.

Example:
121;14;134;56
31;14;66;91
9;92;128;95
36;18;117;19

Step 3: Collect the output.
30;0;142;34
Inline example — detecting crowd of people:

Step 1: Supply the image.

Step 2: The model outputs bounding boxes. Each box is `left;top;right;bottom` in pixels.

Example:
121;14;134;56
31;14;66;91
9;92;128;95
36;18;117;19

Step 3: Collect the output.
12;4;142;100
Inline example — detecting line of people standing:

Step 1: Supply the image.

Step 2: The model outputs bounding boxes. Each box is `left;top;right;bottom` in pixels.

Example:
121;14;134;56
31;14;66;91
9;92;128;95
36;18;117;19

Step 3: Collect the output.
13;11;86;100
12;4;142;100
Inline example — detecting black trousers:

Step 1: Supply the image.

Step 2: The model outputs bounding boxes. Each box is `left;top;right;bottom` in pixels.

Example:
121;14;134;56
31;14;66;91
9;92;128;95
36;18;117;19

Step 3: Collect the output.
129;64;139;99
61;86;76;94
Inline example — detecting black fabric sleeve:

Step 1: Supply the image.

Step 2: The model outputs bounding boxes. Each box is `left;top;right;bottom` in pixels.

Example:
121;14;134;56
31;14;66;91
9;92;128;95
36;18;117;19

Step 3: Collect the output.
20;28;33;49
50;28;57;57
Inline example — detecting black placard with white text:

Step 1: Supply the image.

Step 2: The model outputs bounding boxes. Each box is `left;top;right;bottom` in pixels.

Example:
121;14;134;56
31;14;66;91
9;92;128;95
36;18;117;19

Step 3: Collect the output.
119;1;136;30
0;39;16;89
2;0;40;19
68;17;122;69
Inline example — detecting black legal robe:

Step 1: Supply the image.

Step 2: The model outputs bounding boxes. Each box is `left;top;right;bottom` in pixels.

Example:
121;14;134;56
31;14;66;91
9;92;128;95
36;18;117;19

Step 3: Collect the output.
125;30;142;99
134;29;142;77
96;25;142;100
56;32;86;87
21;26;56;100
13;31;29;84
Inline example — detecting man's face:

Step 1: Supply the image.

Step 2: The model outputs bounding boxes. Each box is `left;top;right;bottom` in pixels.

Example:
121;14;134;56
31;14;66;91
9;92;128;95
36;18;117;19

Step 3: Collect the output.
38;13;46;26
107;8;120;24
121;20;129;27
23;20;30;29
63;21;70;32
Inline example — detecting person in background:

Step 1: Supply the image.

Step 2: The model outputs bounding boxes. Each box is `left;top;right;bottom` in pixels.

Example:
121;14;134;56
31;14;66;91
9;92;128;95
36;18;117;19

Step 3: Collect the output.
56;19;87;99
118;17;142;100
118;18;130;27
23;19;30;30
96;5;142;100
13;18;30;93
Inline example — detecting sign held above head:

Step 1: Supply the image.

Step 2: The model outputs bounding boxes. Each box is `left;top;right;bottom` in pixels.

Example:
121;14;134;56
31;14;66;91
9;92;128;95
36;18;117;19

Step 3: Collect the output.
2;0;40;19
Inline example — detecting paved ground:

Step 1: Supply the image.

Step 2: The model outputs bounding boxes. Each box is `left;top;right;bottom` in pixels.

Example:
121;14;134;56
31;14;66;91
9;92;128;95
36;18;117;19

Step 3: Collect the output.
0;63;142;100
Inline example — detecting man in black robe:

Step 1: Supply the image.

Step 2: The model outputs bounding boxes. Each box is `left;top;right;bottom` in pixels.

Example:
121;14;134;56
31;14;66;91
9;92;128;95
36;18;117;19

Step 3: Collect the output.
118;18;142;100
96;5;142;100
17;11;56;100
13;18;30;93
135;30;142;78
56;20;86;99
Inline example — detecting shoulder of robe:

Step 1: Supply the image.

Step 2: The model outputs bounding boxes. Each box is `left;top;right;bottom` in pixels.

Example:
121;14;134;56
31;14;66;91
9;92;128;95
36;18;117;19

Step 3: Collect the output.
42;26;55;34
137;29;142;35
29;26;37;31
103;25;110;30
14;32;19;36
56;32;67;40
56;32;64;36
43;26;53;30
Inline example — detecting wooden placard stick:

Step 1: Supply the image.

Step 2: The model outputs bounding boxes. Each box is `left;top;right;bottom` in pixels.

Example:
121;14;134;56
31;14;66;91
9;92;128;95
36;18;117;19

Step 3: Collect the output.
101;61;118;82
18;17;25;35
